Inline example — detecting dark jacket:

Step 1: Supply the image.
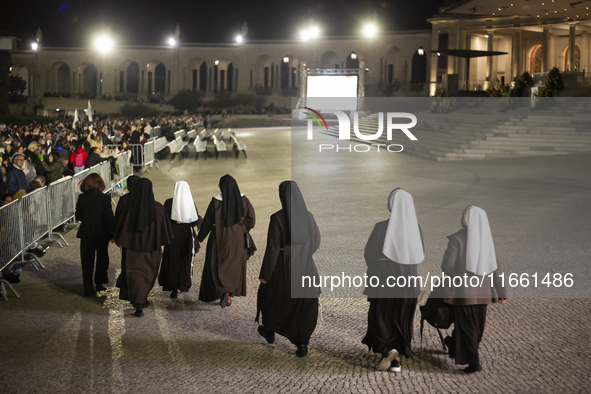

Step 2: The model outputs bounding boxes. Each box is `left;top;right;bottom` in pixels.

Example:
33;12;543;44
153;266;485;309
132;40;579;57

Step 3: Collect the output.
441;229;507;305
6;165;28;195
40;159;63;184
85;151;106;169
75;192;115;239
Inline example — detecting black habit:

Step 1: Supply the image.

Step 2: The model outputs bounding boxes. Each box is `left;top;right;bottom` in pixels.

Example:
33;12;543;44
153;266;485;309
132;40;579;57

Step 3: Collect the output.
361;220;422;358
257;181;321;346
158;198;202;292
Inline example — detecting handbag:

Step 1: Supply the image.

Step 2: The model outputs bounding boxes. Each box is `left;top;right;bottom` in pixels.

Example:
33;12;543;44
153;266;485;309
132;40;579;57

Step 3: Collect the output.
419;285;454;350
244;231;257;259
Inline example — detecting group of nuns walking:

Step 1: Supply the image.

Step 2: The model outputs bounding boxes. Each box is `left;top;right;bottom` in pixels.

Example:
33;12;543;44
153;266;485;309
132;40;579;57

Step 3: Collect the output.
362;189;507;374
75;175;506;372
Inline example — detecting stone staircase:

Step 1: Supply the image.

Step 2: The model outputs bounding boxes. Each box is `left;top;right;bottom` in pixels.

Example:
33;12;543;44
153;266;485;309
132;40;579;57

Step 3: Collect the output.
320;101;591;161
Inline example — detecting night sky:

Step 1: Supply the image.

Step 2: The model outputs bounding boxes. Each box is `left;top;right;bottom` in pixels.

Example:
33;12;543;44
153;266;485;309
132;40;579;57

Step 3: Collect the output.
3;0;445;48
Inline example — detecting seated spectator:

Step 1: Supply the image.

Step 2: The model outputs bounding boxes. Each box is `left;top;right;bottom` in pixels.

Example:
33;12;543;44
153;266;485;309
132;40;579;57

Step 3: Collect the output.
28;180;43;192
12;189;26;200
34;175;46;187
140;133;149;146
85;147;107;169
7;154;28;195
1;194;12;206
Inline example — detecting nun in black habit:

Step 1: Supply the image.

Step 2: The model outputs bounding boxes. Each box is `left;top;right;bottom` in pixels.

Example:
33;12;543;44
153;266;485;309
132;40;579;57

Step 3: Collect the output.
113;178;174;317
362;189;424;373
256;181;321;357
197;174;256;307
113;175;140;297
158;181;202;298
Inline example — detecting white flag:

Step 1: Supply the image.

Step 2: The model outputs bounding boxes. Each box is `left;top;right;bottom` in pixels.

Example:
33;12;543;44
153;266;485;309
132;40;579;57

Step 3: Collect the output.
87;100;93;122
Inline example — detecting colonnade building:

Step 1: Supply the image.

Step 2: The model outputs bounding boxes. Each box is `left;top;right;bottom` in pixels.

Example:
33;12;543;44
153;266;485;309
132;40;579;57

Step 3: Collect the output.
3;0;591;114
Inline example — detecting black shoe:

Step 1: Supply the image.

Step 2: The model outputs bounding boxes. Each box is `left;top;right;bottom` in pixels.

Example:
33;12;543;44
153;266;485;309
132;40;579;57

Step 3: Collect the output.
296;344;308;357
134;305;144;317
170;289;178;299
257;325;275;344
462;364;483;374
32;246;48;257
377;349;399;371
389;359;401;373
95;284;107;292
220;292;231;308
445;336;455;358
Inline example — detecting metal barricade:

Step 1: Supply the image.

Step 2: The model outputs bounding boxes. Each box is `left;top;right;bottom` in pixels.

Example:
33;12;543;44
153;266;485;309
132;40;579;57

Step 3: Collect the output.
144;141;155;166
98;160;113;191
150;125;162;138
0;200;23;300
19;188;49;270
72;168;91;211
116;151;132;184
45;177;73;247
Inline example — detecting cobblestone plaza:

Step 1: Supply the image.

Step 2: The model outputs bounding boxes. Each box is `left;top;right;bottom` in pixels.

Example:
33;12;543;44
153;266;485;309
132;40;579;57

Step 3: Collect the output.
1;128;590;393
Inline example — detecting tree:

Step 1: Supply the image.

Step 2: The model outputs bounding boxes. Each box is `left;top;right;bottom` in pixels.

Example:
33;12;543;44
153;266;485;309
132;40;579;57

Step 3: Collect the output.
8;75;27;102
120;102;158;117
234;91;256;106
0;50;11;114
168;90;202;112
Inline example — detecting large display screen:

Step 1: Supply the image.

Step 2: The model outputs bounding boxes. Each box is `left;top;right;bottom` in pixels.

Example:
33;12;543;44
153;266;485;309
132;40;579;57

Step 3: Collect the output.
306;75;358;98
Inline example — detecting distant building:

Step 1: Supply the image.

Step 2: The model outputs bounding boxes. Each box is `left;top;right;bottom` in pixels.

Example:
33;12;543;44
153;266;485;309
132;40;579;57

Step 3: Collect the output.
429;0;590;94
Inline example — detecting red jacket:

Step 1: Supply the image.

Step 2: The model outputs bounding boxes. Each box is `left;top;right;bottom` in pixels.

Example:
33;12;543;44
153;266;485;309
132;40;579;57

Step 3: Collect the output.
69;148;88;166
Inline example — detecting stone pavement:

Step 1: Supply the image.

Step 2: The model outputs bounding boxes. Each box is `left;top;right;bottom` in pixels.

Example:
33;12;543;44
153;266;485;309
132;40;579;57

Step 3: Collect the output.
1;128;590;393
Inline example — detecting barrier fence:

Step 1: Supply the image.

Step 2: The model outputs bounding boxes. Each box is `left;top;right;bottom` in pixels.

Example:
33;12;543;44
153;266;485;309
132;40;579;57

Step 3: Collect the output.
0;151;133;301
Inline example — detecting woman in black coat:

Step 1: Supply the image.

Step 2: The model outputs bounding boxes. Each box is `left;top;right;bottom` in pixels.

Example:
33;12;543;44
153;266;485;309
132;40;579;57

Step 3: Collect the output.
75;173;114;297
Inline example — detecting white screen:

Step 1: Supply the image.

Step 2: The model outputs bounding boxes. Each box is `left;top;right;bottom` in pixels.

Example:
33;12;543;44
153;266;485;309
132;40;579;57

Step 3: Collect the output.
306;75;358;98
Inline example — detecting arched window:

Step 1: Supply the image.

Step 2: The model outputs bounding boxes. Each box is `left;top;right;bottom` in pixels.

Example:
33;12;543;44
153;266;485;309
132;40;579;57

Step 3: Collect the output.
529;45;543;74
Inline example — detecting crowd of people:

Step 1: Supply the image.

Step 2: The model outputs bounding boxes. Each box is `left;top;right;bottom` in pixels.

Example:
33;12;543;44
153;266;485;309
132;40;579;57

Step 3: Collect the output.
73;172;506;374
0;113;201;204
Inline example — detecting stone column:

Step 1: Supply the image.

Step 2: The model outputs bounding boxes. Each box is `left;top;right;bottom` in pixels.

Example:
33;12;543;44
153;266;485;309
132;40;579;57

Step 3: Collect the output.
486;30;494;83
429;23;439;95
513;28;522;79
542;26;550;73
583;32;589;74
569;23;576;71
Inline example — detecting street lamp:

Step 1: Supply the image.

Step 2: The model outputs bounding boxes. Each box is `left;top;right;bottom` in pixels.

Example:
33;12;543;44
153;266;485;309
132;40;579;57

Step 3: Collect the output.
300;30;310;41
351;53;357;60
309;26;320;38
283;57;289;63
236;35;243;43
94;35;113;53
215;60;220;65
363;23;377;38
168;37;176;47
31;42;38;51
417;46;424;56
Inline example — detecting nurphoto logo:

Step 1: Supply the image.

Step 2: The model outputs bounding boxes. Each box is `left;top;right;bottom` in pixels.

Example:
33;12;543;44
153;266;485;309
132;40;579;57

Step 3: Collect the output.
303;107;418;153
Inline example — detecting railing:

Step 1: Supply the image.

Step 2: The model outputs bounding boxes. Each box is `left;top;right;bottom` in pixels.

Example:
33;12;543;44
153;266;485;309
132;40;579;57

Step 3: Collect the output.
0;152;133;301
